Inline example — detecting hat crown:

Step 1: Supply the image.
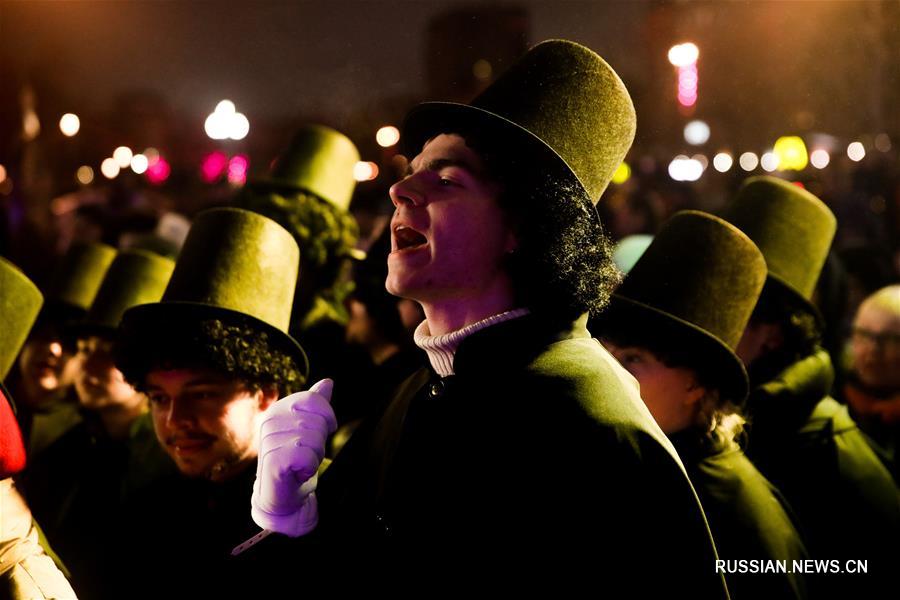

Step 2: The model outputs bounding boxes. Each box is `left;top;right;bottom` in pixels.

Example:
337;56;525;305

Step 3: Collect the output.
85;250;176;331
1;257;43;379
45;242;117;311
403;39;635;204
618;211;767;349
471;40;635;201
161;208;300;333
265;125;360;211
723;176;836;301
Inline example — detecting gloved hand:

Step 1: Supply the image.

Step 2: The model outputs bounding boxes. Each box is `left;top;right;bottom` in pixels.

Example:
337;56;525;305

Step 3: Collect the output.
251;379;337;537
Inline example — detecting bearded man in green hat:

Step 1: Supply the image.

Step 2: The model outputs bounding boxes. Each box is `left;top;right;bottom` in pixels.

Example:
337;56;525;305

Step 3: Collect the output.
1;256;79;599
251;40;728;594
597;211;808;600
108;208;332;599
723;176;899;600
21;248;175;599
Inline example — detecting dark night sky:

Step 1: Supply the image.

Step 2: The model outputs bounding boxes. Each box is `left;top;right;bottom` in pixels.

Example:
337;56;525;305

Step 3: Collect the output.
2;1;894;155
0;1;649;124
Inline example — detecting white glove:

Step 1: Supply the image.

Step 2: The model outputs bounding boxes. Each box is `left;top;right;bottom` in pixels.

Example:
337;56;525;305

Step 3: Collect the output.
251;379;337;537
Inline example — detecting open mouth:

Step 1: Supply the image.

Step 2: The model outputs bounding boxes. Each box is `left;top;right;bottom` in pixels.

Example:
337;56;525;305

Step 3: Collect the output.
393;225;428;251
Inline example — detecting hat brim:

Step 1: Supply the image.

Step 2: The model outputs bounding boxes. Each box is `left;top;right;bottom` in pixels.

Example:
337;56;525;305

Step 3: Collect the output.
120;302;309;381
598;295;749;405
402;102;602;224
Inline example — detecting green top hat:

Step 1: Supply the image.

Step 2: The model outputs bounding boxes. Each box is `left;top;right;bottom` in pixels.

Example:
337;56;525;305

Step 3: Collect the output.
79;249;176;335
45;242;117;314
1;257;44;380
121;207;308;377
253;125;360;212
722;176;836;318
403;39;636;207
599;211;767;403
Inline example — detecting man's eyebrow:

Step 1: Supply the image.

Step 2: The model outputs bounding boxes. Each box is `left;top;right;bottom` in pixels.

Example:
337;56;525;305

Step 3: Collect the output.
182;377;230;388
406;157;482;178
145;376;230;391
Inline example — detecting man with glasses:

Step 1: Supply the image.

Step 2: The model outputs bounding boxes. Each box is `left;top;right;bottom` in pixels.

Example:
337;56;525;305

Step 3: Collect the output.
845;285;900;481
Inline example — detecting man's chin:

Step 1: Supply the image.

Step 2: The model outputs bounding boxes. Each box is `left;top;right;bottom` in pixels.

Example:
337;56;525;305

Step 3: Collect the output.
172;457;213;479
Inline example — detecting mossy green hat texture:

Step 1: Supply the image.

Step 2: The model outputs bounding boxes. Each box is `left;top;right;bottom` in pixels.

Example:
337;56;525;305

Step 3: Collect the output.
254;125;360;212
80;249;176;334
120;207;308;377
602;211;767;403
1;257;44;380
722;176;836;316
45;242;117;313
402;39;636;206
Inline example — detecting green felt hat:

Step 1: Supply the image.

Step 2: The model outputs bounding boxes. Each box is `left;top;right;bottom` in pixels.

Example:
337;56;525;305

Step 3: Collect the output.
254;125;360;212
120;207;308;377
722;176;836;319
45;242;117;314
402;39;636;207
79;250;175;335
599;211;767;403
1;256;44;380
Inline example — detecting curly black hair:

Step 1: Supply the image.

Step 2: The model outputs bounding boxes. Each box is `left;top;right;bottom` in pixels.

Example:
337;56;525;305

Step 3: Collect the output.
115;315;306;395
456;128;620;321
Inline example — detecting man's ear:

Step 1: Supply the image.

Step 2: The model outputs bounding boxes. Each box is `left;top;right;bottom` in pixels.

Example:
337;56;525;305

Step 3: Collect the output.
258;385;280;411
684;379;708;407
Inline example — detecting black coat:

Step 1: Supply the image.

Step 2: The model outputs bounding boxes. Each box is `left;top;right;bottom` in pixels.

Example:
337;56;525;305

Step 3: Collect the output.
109;461;305;599
746;350;900;600
316;314;730;595
671;430;808;599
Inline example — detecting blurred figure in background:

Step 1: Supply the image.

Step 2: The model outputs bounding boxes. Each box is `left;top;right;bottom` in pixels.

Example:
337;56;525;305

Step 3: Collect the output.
236;125;370;426
1;256;78;599
844;284;900;481
332;225;424;455
21;249;175;599
724;177;899;600
10;242;116;458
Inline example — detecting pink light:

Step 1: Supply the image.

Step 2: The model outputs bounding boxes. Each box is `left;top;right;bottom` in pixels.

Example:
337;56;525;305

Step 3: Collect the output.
678;92;697;106
227;155;248;185
228;154;248;175
201;151;229;183
145;156;171;185
677;63;698;107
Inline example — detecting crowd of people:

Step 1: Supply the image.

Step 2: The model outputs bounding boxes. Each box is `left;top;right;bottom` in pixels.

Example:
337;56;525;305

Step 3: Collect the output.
1;39;898;599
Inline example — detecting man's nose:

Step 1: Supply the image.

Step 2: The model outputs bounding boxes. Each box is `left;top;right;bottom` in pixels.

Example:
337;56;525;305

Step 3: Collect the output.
389;175;425;208
166;398;193;427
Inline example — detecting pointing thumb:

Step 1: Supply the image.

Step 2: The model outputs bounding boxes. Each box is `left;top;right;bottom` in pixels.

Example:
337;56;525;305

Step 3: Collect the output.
308;378;334;402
